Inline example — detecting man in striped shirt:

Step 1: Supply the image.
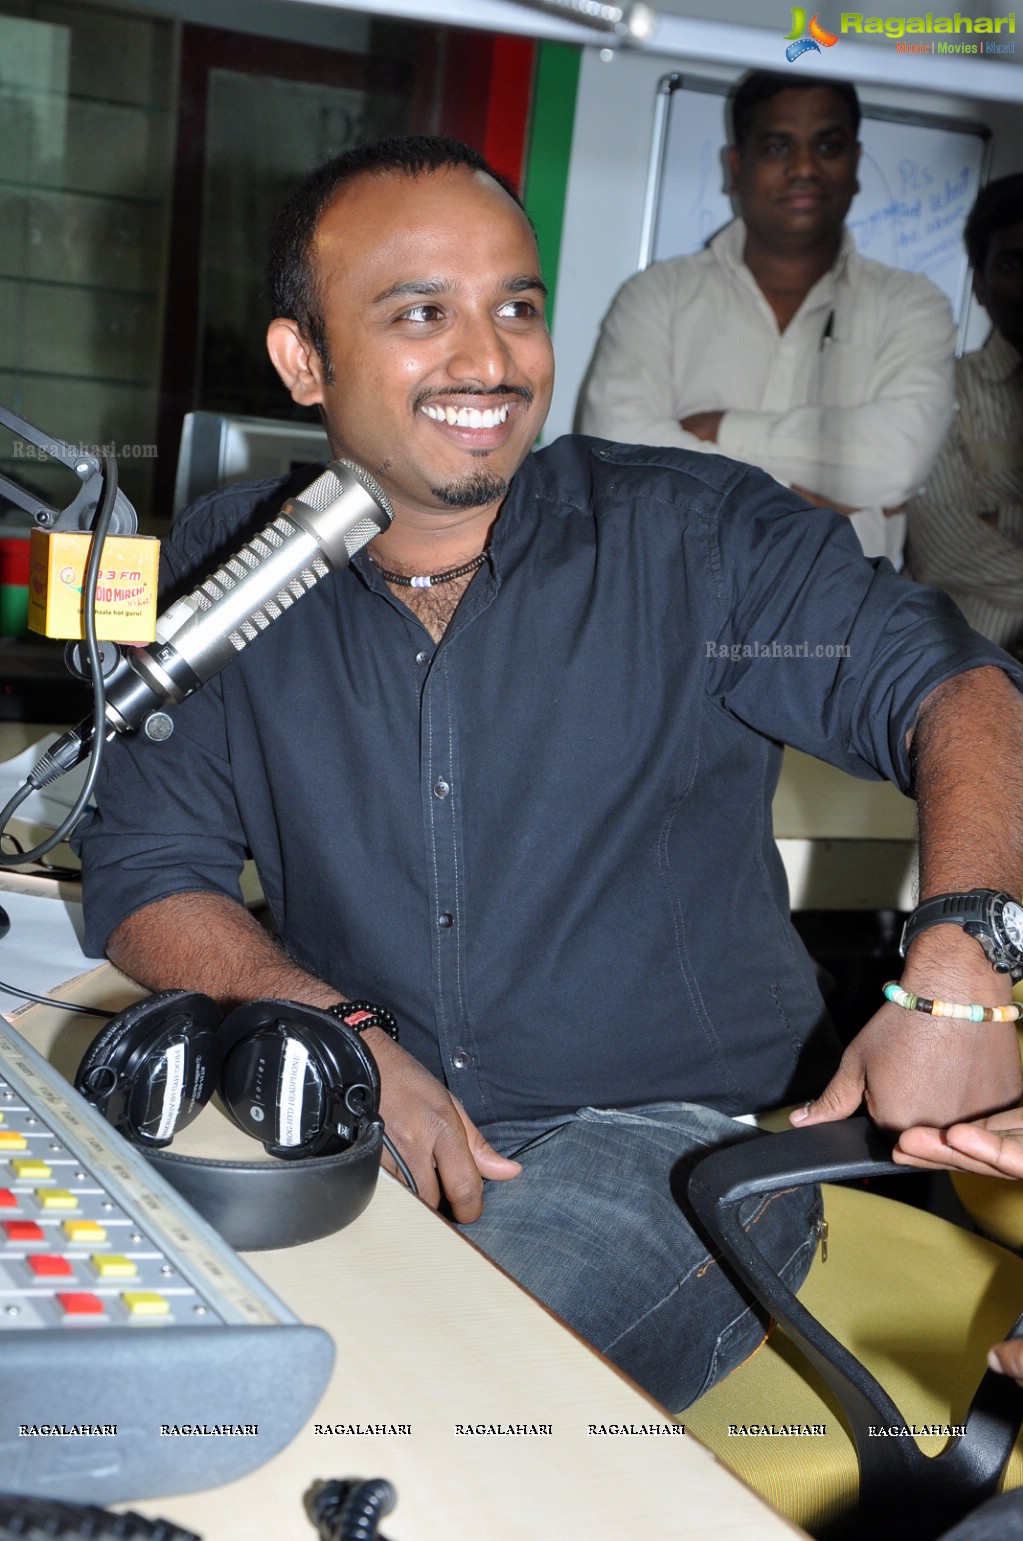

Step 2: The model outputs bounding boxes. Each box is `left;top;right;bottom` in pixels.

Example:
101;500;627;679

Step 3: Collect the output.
906;174;1023;654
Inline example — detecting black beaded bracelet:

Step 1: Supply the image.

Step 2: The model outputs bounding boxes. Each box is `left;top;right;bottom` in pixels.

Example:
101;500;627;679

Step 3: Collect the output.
327;999;400;1044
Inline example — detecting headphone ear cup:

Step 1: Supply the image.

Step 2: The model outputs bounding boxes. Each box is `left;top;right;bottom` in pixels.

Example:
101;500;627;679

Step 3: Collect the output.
217;999;380;1159
74;990;222;1147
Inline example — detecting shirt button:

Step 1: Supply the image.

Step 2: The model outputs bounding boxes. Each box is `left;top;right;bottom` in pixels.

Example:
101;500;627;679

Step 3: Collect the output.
415;650;430;665
438;912;455;929
451;1048;471;1070
433;779;450;799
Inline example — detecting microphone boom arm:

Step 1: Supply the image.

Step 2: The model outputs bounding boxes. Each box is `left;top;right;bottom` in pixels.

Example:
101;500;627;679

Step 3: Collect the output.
0;401;138;535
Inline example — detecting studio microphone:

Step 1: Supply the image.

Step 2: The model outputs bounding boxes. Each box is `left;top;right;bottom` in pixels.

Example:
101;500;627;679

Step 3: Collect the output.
39;458;393;780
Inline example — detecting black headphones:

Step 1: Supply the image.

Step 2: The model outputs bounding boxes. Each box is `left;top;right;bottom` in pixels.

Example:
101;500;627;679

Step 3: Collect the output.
74;991;383;1250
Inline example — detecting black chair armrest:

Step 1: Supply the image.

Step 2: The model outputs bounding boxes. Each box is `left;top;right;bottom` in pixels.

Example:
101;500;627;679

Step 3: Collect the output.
687;1118;1023;1534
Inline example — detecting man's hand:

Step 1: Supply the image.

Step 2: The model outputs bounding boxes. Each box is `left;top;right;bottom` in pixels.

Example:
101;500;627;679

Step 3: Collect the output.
793;669;1023;1133
989;1339;1023;1384
363;1029;520;1222
790;1003;1023;1132
894;1108;1023;1178
107;894;521;1223
792;924;1023;1131
680;411;723;442
790;482;857;515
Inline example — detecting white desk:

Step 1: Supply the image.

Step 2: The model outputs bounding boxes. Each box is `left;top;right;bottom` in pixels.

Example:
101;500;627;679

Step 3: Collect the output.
5;967;805;1541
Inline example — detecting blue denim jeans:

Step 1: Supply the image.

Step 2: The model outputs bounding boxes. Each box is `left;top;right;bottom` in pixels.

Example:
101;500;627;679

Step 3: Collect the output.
456;1101;822;1413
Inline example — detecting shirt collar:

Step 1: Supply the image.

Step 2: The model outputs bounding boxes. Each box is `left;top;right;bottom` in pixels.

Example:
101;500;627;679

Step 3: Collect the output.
711;218;854;309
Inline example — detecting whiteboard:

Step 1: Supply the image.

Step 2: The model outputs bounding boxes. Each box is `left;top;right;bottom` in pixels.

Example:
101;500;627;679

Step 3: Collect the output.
639;74;993;349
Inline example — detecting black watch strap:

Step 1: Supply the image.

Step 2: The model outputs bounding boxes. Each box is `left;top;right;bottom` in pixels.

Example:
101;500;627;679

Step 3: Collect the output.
327;999;400;1044
900;888;1023;981
900;889;992;956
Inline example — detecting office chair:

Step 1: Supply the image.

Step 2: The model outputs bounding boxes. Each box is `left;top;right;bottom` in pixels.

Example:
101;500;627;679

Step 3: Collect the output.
683;1118;1023;1541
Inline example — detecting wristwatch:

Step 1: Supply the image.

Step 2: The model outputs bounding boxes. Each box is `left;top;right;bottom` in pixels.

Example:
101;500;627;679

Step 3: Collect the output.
899;889;1023;981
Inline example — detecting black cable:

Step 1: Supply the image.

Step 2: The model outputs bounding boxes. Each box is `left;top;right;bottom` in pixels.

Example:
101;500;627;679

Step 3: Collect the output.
381;1132;418;1197
0;980;115;1017
0;452;118;867
0;1497;199;1541
310;1479;397;1541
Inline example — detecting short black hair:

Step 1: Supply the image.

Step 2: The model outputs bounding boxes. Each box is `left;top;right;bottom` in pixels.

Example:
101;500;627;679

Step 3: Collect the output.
267;135;524;375
964;173;1023;271
729;70;861;149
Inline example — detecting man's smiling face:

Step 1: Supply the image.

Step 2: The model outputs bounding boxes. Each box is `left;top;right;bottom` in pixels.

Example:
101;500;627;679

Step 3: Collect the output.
281;166;554;528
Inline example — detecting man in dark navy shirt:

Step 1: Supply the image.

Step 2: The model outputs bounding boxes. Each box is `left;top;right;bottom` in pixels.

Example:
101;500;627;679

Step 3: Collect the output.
77;137;1023;1411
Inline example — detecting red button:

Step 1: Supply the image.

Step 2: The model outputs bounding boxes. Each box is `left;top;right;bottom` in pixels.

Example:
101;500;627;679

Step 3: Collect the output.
4;1220;44;1242
28;1254;73;1278
0;1189;15;1208
56;1293;105;1316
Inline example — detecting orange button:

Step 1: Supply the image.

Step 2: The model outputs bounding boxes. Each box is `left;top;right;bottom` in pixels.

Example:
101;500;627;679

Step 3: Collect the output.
4;1220;44;1242
0;1189;16;1208
57;1292;105;1316
28;1254;74;1278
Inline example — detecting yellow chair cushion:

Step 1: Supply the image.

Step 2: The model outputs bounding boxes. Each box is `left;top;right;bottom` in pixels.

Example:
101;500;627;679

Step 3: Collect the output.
683;1183;1023;1536
952;1172;1023;1253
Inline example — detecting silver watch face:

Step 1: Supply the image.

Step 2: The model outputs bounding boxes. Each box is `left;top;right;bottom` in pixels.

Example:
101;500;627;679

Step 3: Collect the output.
1002;901;1023;952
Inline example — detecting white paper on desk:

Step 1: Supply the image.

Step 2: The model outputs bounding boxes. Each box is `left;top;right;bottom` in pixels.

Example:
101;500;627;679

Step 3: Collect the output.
0;887;92;1012
0;733;90;828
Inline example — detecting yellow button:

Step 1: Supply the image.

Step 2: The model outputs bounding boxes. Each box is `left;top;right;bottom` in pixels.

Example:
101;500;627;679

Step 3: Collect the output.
36;1189;77;1210
91;1254;136;1279
63;1220;107;1243
122;1292;170;1317
11;1160;50;1179
0;1131;26;1150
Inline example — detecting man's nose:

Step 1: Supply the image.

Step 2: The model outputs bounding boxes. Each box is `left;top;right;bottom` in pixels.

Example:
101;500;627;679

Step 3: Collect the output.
788;143;822;180
447;313;512;383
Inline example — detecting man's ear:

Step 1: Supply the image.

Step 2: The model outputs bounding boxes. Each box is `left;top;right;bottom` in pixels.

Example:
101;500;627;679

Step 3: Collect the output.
726;145;741;195
972;264;989;313
267;318;326;406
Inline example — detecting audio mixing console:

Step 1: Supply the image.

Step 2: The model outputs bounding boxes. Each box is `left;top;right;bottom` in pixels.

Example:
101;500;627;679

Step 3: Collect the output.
0;1015;333;1503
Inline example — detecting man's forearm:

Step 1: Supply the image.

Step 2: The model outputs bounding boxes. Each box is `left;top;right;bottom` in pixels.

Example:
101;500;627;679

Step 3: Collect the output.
107;891;340;1011
904;665;1023;998
912;667;1023;901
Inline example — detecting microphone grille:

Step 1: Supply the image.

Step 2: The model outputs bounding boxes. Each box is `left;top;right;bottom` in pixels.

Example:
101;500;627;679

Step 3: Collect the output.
334;457;394;522
296;458;393;523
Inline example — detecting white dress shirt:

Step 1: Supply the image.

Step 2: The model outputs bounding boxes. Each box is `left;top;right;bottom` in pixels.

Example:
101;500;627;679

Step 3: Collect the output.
578;219;955;564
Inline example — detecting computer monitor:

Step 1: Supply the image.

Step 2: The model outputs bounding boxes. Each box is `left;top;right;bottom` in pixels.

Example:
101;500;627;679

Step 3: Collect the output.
173;411;330;514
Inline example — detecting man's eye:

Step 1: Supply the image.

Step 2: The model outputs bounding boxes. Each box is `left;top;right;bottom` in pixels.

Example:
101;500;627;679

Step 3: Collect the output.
497;299;539;320
819;138;847;157
399;304;443;324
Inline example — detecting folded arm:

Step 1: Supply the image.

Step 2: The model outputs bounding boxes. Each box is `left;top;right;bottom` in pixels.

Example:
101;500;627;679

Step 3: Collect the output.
579;260;954;511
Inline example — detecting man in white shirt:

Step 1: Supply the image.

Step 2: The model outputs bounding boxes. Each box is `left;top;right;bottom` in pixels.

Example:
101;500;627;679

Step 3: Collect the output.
577;70;955;564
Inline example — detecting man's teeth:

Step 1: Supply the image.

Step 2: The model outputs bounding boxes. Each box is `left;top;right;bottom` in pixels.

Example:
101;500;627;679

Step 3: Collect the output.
421;403;510;429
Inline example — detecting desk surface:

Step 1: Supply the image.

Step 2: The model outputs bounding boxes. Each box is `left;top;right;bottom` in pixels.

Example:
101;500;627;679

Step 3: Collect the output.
6;968;803;1541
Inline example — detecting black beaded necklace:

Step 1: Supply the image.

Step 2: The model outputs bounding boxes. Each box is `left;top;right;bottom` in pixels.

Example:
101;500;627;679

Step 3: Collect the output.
373;551;487;589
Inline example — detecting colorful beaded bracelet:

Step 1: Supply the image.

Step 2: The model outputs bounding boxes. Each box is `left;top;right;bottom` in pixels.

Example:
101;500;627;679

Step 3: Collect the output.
882;981;1022;1023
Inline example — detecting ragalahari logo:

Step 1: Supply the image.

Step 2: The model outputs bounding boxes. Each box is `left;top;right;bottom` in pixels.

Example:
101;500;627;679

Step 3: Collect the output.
784;8;839;60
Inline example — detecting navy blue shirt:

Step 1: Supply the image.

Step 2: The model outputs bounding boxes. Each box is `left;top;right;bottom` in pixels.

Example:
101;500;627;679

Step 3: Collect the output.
76;437;1017;1122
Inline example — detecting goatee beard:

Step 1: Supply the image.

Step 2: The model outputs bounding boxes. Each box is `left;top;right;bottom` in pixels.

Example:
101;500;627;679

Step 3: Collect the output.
430;470;510;509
